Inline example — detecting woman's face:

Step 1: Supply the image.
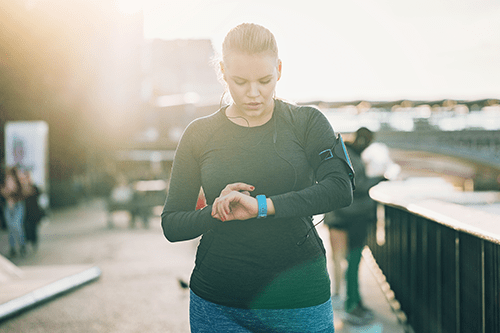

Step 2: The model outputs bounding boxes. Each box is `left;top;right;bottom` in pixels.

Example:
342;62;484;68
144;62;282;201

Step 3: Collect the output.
222;51;281;121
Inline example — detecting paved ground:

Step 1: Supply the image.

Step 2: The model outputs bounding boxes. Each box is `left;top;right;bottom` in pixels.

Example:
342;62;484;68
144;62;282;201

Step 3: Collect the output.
0;199;406;332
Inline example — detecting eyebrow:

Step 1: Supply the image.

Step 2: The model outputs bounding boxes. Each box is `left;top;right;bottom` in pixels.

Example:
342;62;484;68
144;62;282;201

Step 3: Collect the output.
232;74;273;81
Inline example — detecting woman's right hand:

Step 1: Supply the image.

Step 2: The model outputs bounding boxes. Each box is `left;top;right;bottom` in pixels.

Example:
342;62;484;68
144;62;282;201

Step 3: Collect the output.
211;183;256;222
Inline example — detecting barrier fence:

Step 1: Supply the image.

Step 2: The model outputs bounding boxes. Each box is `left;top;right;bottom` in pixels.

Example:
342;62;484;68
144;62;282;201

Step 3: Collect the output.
367;185;500;333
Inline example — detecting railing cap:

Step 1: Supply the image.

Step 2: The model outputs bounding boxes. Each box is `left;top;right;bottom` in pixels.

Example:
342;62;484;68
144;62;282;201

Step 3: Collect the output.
370;178;500;244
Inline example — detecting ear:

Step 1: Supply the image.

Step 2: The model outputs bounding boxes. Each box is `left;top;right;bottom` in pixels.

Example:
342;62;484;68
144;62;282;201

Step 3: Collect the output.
277;59;282;81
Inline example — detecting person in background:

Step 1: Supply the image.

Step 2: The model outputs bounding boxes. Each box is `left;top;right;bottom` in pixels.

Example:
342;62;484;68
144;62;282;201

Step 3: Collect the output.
19;170;45;252
324;127;385;326
161;23;354;332
0;166;27;258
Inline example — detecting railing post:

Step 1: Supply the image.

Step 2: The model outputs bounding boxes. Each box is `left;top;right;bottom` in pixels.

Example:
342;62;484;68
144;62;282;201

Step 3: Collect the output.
436;227;442;333
481;240;485;333
455;233;460;333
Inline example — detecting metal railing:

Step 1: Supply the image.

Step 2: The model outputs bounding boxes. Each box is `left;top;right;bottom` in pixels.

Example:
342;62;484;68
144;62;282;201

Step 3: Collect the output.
367;182;500;333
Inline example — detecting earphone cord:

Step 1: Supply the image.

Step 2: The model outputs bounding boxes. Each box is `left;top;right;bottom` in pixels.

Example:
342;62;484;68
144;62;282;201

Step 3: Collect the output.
296;216;326;246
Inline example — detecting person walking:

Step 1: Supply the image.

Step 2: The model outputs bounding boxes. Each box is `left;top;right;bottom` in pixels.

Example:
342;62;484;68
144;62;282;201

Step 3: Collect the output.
161;23;355;332
1;167;27;258
324;127;385;326
19;170;45;251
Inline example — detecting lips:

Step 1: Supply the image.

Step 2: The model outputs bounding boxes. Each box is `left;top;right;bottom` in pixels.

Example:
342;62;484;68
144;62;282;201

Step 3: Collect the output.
245;102;262;109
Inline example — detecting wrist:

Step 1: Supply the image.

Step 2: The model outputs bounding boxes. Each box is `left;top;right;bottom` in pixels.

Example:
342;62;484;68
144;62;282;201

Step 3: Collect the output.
266;198;275;216
256;195;267;219
255;195;275;219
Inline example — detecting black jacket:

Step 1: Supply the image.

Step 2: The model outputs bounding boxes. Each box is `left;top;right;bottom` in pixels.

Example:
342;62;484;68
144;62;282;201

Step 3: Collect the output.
162;99;353;309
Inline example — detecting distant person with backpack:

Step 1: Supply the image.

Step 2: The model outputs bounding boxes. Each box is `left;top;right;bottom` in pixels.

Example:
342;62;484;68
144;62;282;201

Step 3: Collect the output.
324;127;386;326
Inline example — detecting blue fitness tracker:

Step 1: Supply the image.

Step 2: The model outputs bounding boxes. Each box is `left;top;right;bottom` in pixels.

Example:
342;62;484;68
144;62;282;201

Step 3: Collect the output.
256;195;267;219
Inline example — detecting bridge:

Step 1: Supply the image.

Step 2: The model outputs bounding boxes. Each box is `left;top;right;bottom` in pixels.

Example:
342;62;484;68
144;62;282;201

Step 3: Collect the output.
375;126;500;191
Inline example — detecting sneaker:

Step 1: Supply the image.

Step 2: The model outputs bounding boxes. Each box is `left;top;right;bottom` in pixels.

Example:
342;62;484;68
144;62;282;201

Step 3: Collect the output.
343;303;375;326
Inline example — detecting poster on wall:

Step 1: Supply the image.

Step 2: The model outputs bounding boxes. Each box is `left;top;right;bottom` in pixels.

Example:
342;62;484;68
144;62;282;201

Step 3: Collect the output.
5;121;49;208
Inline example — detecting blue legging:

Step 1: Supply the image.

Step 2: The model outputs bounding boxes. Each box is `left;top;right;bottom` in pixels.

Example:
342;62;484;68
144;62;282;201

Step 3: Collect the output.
4;202;26;250
190;290;335;333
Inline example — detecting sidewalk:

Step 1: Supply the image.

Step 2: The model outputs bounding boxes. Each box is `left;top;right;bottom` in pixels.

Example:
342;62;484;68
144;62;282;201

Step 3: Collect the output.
317;222;408;333
0;215;101;322
0;200;407;332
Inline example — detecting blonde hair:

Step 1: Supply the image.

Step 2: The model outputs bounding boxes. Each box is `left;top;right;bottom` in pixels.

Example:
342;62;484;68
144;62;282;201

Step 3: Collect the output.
221;23;278;63
216;23;279;106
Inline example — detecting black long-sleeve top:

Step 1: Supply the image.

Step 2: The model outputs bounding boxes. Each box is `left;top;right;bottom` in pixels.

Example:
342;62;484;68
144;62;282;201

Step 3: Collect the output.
162;99;353;309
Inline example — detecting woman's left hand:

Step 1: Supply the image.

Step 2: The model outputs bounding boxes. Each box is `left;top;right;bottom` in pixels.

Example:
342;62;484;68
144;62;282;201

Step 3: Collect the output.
211;183;258;222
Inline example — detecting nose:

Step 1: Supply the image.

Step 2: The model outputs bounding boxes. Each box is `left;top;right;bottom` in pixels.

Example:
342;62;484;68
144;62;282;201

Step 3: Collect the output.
247;83;260;97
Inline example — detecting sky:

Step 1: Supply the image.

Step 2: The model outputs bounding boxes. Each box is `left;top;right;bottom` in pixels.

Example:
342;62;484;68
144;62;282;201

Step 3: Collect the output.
131;0;500;103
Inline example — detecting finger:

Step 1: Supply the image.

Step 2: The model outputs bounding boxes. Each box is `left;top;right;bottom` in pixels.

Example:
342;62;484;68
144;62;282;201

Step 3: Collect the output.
232;183;255;192
221;192;241;221
216;199;228;221
222;183;255;196
222;198;232;216
211;198;219;217
212;207;223;221
240;191;250;196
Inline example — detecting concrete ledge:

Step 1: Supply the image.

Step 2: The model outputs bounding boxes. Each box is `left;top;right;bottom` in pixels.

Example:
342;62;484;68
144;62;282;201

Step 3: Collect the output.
0;265;101;322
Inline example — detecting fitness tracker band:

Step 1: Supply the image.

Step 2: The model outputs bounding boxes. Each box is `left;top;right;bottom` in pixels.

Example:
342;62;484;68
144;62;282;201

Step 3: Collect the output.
256;195;267;219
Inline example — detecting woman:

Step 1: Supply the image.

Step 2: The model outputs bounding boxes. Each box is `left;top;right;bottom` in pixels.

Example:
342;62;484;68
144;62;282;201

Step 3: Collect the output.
20;170;45;251
1;167;27;258
162;23;354;332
